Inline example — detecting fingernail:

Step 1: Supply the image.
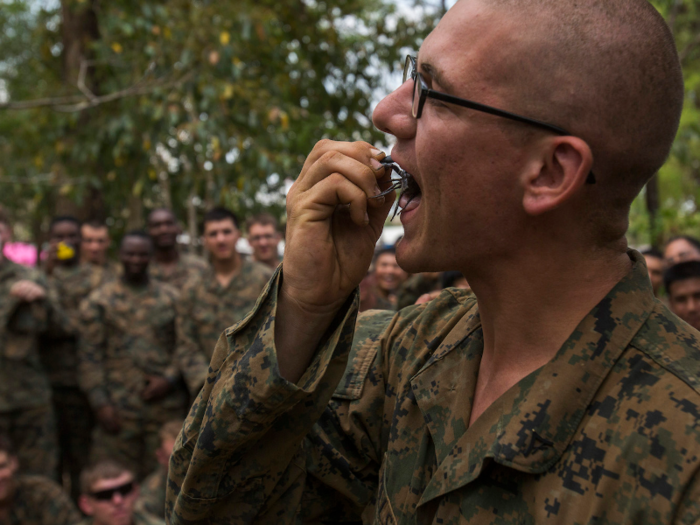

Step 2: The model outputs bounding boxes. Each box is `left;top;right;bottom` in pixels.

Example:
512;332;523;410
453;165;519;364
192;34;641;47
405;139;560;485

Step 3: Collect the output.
371;158;383;170
370;148;382;157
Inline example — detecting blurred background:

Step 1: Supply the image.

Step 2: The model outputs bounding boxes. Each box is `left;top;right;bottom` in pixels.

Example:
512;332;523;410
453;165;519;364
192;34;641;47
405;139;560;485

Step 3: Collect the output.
0;0;697;251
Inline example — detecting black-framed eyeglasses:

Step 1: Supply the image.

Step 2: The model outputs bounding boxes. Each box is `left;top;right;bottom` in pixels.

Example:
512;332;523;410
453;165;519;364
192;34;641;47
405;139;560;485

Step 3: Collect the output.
90;481;135;501
403;56;595;184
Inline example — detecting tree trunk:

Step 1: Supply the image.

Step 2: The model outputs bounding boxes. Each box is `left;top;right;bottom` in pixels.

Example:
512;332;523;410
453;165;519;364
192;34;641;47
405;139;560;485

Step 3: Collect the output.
58;0;101;221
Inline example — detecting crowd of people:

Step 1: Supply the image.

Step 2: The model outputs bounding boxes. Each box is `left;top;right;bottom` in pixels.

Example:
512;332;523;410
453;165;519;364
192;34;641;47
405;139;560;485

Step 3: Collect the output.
0;203;480;524
0;206;283;525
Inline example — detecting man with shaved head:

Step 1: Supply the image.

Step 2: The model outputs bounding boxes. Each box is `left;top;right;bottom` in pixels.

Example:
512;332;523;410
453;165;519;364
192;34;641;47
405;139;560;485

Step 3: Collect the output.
167;1;697;524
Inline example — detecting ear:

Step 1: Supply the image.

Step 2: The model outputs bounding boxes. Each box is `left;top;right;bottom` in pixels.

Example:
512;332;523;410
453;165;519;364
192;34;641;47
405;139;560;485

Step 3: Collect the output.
521;136;593;216
78;495;94;516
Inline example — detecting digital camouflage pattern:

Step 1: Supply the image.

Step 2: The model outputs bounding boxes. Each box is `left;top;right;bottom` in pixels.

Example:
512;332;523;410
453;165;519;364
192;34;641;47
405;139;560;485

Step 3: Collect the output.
149;253;208;289
135;465;167;521
166;251;700;524
78;279;187;478
175;259;273;394
0;259;59;478
41;263;115;497
6;475;81;525
41;263;116;387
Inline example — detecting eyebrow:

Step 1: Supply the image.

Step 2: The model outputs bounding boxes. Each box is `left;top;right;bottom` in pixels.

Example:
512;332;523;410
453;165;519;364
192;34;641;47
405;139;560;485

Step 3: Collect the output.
419;60;455;94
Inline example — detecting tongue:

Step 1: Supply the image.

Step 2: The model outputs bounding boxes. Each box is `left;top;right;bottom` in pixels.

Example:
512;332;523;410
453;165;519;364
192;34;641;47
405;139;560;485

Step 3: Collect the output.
399;192;421;212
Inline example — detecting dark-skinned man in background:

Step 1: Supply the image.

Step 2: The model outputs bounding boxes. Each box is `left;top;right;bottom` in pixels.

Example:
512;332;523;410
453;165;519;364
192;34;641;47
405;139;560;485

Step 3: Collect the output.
167;0;699;523
175;208;272;395
79;231;186;480
40;216;115;500
146;209;207;288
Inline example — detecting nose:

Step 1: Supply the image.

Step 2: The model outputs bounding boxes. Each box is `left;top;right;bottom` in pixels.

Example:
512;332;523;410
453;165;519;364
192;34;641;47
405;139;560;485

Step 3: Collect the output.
112;492;124;504
372;79;416;140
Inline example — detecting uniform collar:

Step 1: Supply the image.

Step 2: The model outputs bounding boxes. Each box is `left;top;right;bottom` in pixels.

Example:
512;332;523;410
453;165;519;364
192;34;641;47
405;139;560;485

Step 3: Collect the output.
414;250;656;506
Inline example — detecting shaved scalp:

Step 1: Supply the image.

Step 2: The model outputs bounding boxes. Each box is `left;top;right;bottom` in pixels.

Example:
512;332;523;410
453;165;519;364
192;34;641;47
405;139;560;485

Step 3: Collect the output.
481;0;683;238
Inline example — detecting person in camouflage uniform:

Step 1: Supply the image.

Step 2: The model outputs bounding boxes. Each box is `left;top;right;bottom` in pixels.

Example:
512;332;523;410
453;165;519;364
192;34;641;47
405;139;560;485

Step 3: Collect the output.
395;272;442;310
40;216;116;500
0;434;80;525
79;231;186;480
166;1;700;524
0;238;58;478
81;220;121;278
146;208;207;288
175;208;273;394
78;460;164;525
135;420;183;521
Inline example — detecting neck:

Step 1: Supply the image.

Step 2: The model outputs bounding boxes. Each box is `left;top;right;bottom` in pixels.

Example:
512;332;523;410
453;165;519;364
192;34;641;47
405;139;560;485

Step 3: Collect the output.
123;273;149;288
213;253;242;282
466;241;631;423
154;246;179;263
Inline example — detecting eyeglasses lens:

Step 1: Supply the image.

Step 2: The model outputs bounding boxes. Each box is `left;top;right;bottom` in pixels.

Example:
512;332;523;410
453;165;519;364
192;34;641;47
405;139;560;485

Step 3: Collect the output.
92;481;134;501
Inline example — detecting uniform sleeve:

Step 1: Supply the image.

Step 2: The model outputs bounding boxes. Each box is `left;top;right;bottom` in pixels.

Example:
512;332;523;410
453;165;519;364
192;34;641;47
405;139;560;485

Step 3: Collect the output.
38;478;82;525
174;284;209;395
165;270;392;524
77;293;109;409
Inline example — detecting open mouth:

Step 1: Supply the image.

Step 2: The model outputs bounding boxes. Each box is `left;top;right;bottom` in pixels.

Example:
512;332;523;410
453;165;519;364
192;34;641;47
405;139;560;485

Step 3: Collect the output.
372;156;422;220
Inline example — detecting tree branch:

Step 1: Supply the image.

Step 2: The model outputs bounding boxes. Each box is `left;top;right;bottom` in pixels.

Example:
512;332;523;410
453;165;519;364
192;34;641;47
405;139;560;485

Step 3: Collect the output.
0;70;195;112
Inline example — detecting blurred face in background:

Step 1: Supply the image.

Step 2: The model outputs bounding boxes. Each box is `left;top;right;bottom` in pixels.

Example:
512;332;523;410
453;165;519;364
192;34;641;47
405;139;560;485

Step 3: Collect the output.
147;210;179;250
79;472;138;525
664;239;700;268
119;236;152;279
248;223;281;266
203;219;240;262
374;252;408;295
81;224;111;265
50;220;81;264
668;277;700;331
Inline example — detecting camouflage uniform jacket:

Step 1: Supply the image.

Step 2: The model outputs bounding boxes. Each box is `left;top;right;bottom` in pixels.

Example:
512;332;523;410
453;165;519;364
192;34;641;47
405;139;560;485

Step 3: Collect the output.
40;263;116;387
149;253;208;289
135;465;167;520
167;251;700;524
6;475;81;525
175;259;273;394
78;279;184;412
0;260;54;411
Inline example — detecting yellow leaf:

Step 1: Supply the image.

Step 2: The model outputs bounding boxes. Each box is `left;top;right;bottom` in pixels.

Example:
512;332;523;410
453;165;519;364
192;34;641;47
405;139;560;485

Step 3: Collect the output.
280;112;289;130
33;155;44;168
111;42;123;54
59;183;73;196
114;156;125;167
55;141;65;153
233;57;242;67
222;84;234;100
220;31;230;45
143;139;152;151
148;168;157;180
237;177;244;190
132;179;144;197
163;27;172;39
